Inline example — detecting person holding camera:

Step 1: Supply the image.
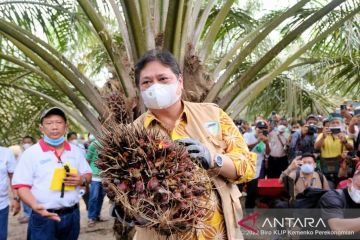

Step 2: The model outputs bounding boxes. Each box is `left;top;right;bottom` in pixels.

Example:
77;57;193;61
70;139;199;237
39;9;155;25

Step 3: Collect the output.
242;121;271;211
315;113;353;187
268;125;289;178
288;116;319;161
347;107;360;149
280;153;330;200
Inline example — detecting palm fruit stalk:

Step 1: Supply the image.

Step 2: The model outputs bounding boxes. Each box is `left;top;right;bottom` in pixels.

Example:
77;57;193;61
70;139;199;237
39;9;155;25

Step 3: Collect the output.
96;121;212;236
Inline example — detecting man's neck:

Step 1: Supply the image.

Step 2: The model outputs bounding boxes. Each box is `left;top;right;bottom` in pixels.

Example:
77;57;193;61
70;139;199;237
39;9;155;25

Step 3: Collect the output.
46;142;65;153
150;101;183;127
302;172;314;178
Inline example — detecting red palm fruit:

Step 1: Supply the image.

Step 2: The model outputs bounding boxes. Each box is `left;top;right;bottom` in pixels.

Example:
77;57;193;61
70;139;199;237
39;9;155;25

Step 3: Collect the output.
117;181;129;191
135;180;145;192
147;176;159;190
192;186;206;196
173;191;181;200
138;192;146;200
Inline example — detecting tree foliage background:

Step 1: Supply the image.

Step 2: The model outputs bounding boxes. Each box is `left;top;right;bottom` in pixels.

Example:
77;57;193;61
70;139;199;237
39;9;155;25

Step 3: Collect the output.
0;0;359;145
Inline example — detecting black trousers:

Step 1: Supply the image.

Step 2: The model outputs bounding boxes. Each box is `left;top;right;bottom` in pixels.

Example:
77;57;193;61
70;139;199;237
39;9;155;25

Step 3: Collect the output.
267;155;288;178
245;178;259;209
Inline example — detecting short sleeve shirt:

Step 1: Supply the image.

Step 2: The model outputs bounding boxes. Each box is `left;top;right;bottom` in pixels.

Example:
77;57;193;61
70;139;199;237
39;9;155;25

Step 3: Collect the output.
86;140;101;180
316;134;353;158
12;140;92;209
0;147;16;210
320;188;360;220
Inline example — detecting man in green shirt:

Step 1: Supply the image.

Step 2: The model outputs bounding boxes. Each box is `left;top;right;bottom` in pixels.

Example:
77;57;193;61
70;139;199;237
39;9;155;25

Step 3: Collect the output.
86;140;107;227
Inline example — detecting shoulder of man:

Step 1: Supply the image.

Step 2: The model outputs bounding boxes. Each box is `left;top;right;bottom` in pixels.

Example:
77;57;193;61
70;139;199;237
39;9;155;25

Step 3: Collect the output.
20;143;41;157
133;111;148;128
0;146;11;155
288;169;297;180
184;101;219;108
183;101;221;114
319;189;346;208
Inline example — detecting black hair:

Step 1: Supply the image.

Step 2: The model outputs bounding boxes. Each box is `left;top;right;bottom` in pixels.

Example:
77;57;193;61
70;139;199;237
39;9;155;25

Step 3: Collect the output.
134;49;181;86
67;131;77;140
301;152;316;162
22;135;35;143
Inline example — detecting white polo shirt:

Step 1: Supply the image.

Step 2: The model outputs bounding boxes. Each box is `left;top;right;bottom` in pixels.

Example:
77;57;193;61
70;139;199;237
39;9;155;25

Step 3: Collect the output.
0;147;16;210
12;139;92;210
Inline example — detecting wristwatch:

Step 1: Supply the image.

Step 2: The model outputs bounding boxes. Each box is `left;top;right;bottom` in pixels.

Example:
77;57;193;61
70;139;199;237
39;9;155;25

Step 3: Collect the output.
213;154;224;169
14;196;20;202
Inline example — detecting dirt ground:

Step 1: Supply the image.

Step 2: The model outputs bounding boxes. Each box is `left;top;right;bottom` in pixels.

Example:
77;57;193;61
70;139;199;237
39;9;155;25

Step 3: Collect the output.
7;197;116;240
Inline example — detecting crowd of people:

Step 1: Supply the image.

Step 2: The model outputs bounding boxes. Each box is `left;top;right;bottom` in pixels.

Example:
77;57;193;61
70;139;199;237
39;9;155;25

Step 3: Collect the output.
0;49;359;239
236;106;360;236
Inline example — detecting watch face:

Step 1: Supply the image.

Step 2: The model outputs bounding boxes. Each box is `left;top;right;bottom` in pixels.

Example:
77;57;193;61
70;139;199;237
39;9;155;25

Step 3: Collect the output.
216;155;223;167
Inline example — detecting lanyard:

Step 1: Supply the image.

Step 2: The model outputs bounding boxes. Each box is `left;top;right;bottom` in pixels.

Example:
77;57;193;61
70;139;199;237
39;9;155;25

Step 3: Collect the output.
47;146;68;198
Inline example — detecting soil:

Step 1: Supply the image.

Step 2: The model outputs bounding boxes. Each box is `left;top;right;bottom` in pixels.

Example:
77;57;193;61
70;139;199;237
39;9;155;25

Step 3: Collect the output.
7;197;116;240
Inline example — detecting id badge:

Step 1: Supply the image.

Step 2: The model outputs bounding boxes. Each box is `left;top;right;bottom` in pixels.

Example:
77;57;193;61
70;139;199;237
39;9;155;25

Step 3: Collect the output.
50;165;77;191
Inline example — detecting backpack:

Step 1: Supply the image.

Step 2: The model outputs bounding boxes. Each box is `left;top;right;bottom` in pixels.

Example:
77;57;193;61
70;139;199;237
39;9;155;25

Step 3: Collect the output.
293;187;345;208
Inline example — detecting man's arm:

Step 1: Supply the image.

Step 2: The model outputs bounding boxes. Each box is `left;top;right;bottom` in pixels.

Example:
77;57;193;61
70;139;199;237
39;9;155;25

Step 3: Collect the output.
218;110;256;183
328;218;360;232
17;187;60;221
338;133;354;151
279;157;301;184
8;173;20;216
314;132;326;150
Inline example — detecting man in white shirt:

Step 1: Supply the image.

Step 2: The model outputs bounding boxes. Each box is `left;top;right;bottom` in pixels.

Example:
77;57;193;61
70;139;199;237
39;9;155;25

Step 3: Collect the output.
268;125;289;178
12;107;92;240
243;121;271;211
0;146;20;240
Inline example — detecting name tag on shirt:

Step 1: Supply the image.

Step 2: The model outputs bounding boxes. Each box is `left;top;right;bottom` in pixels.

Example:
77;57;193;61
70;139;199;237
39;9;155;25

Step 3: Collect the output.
204;121;220;135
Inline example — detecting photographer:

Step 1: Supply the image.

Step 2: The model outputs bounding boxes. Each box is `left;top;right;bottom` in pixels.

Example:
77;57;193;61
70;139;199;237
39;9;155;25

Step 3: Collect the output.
280;153;330;200
348;107;360;149
315;113;353;187
288;116;318;161
243;121;271;211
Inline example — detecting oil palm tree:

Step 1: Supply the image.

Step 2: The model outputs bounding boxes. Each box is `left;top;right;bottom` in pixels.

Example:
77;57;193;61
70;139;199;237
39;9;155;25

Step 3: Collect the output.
0;0;359;145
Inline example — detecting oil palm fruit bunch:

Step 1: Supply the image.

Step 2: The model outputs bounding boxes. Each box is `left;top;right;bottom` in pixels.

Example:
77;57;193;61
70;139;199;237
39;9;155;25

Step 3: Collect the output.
103;91;132;124
96;122;212;235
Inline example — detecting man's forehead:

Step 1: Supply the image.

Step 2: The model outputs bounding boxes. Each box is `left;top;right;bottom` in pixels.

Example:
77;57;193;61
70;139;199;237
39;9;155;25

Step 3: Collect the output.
302;156;315;162
42;114;66;122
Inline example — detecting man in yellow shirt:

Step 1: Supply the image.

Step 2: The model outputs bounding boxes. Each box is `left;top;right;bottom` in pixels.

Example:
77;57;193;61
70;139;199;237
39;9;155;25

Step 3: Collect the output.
315;113;353;187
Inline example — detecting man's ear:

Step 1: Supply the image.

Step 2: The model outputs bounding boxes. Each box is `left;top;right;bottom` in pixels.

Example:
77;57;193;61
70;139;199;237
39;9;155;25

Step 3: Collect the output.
39;124;44;134
178;74;184;89
347;178;353;188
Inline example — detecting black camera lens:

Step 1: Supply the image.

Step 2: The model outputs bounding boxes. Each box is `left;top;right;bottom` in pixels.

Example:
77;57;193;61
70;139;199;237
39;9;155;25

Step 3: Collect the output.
307;125;317;135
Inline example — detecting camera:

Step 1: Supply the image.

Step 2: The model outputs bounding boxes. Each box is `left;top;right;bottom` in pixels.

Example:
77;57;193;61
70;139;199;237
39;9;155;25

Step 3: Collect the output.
307;124;317;135
262;130;269;136
340;104;347;111
347;151;355;158
329;127;341;134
